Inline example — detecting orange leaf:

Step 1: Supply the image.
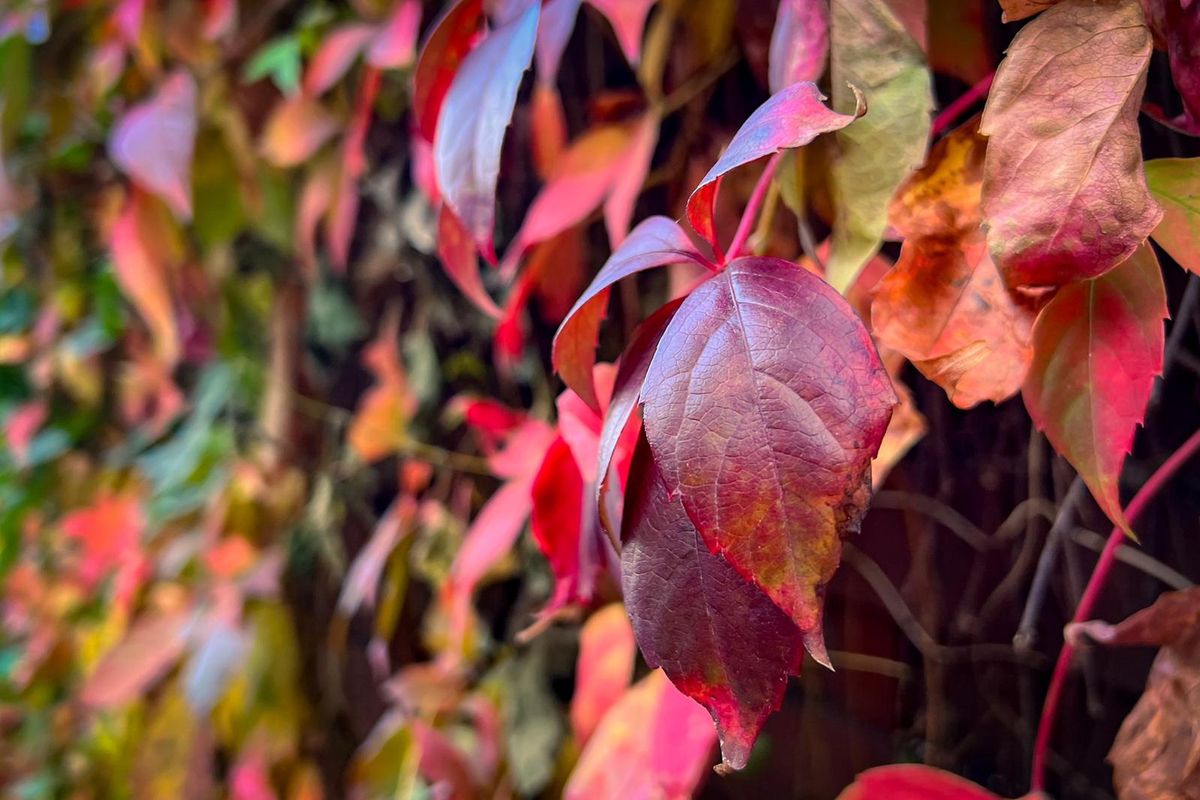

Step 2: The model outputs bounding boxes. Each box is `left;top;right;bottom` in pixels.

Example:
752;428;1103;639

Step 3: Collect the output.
260;96;340;168
348;313;417;463
570;604;636;745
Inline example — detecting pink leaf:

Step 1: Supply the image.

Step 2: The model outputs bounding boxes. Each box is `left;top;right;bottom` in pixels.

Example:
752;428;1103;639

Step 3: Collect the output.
437;205;503;318
586;0;656;66
82;608;192;709
570;604;635;745
535;0;582;82
412;0;485;143
108;71;197;220
686;81;862;254
768;0;830;92
304;23;376;96
434;0;539;259
367;0;422;69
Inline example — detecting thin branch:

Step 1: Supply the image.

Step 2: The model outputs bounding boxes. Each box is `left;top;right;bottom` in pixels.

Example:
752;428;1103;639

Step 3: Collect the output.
1031;428;1200;791
727;152;784;262
872;490;991;551
1069;527;1193;590
1014;477;1088;652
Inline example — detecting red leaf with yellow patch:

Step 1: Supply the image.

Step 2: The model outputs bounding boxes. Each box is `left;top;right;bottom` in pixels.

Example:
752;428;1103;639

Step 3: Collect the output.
640;256;895;644
1023;243;1167;536
622;436;804;771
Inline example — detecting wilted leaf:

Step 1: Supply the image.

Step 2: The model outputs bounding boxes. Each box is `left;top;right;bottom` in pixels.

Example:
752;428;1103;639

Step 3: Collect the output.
835;764;1006;799
109;70;197;220
641;257;895;648
1023;243;1167;536
997;0;1061;22
623;437;803;770
434;1;539;258
768;0;830;92
260;96;339;168
888;122;986;242
553;216;702;410
873;233;1038;407
826;0;932;291
687;81;863;256
980;0;1159;287
1145;157;1200;275
564;670;716;799
1068;588;1200;800
570;603;635;745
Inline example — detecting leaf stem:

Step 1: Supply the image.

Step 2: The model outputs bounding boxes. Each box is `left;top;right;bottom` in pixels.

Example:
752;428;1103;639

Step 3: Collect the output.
726;152;783;263
1030;428;1200;791
930;71;995;138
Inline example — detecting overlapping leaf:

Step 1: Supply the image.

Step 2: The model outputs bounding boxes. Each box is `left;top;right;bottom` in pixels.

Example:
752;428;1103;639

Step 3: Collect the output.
1023;243;1167;536
826;0;931;291
640;256;895;647
109;70;197;220
980;0;1159;287
769;0;830;92
1145;157;1200;275
622;436;804;771
569;603;635;745
835;765;1006;799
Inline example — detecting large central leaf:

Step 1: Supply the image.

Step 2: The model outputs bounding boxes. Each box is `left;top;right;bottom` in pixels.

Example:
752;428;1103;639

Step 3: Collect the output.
639;257;895;647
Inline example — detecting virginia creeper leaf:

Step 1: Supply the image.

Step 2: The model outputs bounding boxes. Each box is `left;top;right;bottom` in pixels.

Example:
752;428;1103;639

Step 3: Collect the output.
82;607;192;709
826;0;932;291
687;81;863;255
596;298;683;538
640;256;896;646
1068;588;1200;800
553;216;701;411
304;23;375;96
108;70;197;220
622;436;804;771
347;313;417;463
437;205;503;319
260;96;339;168
980;0;1160;287
412;0;484;142
1141;1;1200;135
997;0;1062;22
835;765;1005;799
1145;157;1200;275
570;603;635;745
367;0;422;69
586;0;657;65
888;122;987;242
603;112;659;249
768;0;830;93
873;234;1038;408
434;0;539;259
564;670;717;799
1022;243;1167;536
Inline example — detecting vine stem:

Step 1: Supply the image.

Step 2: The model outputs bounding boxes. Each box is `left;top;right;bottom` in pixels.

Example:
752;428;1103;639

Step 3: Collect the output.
727;152;784;262
1030;428;1200;791
930;71;995;138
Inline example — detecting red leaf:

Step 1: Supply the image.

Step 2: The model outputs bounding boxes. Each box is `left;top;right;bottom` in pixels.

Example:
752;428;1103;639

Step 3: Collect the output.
686;82;863;255
202;0;236;40
412;0;484;143
110;190;184;367
603;112;659;248
433;0;539;259
437;205;503;318
640;257;895;648
587;0;656;65
260;96;339;168
564;670;717;800
1023;243;1167;536
835;765;1007;799
622;437;803;771
367;0;422;69
979;0;1160;287
108;70;197;220
304;23;376;96
553;216;702;410
570;604;635;745
82;607;192;709
4;401;45;467
768;0;830;93
596;298;682;537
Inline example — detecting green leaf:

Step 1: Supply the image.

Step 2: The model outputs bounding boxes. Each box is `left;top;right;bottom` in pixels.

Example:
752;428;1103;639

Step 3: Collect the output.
826;0;932;292
243;36;303;96
1145;157;1200;275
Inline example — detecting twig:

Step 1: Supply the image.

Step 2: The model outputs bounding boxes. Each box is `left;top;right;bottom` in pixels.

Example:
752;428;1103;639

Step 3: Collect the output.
1030;428;1200;791
1014;477;1088;652
657;49;740;117
843;543;1045;667
872;490;991;551
726;152;784;262
1069;527;1193;590
930;71;995;138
